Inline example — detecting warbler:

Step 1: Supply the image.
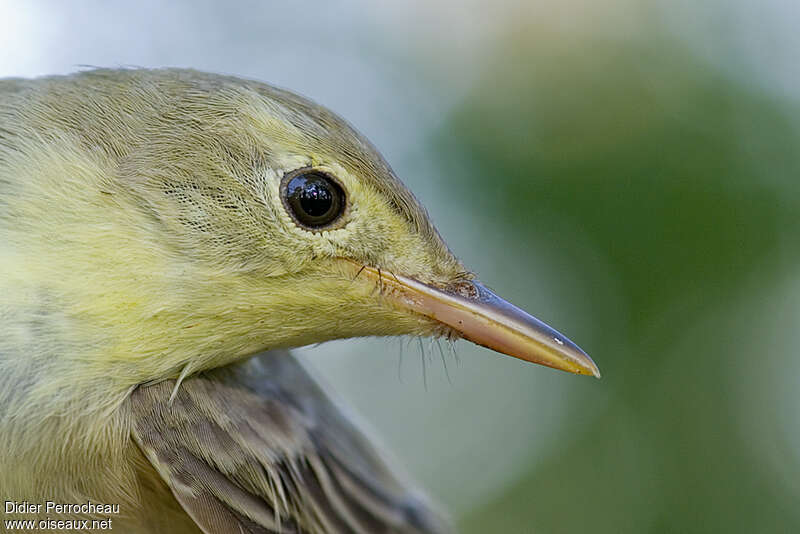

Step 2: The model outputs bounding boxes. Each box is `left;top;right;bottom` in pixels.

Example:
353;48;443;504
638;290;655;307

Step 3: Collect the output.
0;69;598;533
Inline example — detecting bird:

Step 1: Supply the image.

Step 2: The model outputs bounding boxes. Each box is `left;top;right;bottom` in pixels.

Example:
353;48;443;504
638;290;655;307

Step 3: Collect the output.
0;68;599;534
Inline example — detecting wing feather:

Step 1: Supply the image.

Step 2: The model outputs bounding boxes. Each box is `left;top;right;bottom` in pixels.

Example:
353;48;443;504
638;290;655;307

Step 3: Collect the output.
130;350;448;534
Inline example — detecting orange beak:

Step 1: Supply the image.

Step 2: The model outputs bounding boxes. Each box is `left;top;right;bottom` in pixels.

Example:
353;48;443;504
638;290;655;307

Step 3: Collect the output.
349;263;600;378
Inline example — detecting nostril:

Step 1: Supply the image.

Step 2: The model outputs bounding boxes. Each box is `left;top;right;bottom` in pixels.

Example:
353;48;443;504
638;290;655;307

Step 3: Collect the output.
445;279;479;300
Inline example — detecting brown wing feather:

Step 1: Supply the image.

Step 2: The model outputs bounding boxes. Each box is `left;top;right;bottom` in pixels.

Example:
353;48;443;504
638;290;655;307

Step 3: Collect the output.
130;350;449;534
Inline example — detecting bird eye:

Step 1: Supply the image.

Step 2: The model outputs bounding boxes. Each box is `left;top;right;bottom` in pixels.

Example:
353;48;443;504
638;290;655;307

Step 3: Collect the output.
281;170;346;229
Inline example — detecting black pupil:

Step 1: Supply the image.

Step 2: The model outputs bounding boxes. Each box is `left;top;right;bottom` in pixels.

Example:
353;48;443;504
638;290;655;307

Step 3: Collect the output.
294;178;332;216
285;172;343;227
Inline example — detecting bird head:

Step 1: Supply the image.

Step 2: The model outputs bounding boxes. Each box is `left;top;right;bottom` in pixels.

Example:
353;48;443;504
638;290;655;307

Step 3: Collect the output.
10;69;598;385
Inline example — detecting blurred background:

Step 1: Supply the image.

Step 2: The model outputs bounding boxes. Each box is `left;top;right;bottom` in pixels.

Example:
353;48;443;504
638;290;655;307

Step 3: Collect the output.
3;0;799;531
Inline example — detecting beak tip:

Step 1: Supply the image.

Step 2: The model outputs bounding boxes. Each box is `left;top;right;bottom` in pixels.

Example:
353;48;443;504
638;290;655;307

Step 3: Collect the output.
575;351;601;379
589;363;602;379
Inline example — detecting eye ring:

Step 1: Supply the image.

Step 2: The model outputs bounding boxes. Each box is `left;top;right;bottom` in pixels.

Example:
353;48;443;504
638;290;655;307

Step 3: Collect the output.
280;168;347;231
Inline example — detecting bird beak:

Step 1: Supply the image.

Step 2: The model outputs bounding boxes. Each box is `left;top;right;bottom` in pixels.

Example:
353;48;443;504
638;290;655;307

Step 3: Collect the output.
348;263;600;378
